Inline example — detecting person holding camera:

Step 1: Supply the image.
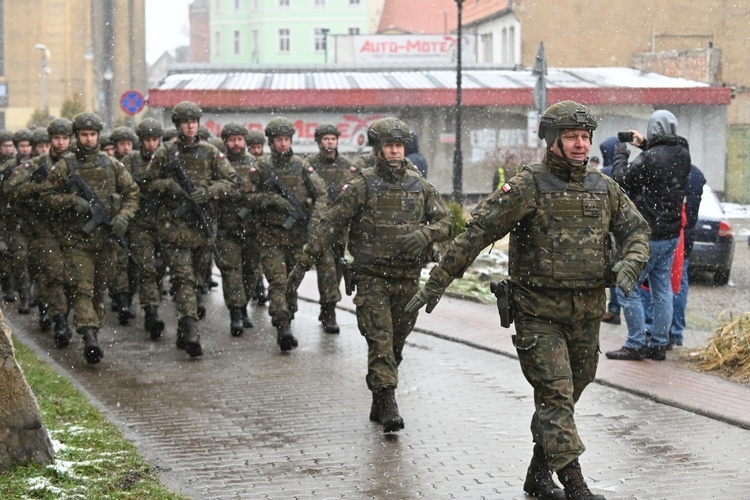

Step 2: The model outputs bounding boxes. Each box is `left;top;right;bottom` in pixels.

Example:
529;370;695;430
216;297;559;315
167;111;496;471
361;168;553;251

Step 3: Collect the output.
606;110;691;362
405;101;650;500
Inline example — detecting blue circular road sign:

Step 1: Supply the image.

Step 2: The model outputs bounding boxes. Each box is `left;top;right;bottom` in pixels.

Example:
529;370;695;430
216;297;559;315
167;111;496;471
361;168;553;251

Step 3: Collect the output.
120;90;145;116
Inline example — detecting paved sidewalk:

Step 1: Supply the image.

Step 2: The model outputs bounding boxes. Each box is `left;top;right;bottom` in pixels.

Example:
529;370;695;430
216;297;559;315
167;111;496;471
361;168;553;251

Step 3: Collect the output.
306;278;750;430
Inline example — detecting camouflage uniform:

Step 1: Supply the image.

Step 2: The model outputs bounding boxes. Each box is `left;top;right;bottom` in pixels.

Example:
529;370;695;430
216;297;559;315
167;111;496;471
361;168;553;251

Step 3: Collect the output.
0;130;15;299
143;102;238;357
41;112;140;365
3;138;70;340
242;117;327;351
409;101;650;499
306;123;360;333
289;117;453;432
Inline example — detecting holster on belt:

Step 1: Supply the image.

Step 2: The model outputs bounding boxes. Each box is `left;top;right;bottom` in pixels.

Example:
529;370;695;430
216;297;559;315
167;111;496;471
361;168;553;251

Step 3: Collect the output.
490;278;515;328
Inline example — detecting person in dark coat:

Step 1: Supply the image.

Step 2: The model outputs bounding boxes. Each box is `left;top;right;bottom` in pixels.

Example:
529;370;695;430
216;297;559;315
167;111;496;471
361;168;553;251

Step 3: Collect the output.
405;131;428;178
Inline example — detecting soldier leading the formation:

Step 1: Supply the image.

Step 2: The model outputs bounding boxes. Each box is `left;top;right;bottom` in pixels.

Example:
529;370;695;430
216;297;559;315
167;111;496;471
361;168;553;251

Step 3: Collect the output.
143;101;238;357
40;112;140;364
305;122;359;334
286;117;453;433
405;101;651;499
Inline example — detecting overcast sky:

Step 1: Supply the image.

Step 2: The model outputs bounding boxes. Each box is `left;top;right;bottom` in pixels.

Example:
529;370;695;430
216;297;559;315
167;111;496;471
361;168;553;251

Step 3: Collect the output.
145;0;193;65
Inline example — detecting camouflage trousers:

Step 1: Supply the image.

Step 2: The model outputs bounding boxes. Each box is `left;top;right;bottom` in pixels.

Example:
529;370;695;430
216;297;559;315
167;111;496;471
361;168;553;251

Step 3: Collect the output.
315;243;343;305
216;229;262;309
512;289;602;472
260;242;303;320
109;245;130;296
163;244;207;321
62;239;116;330
6;229;30;290
130;226;162;308
29;236;68;316
353;274;419;391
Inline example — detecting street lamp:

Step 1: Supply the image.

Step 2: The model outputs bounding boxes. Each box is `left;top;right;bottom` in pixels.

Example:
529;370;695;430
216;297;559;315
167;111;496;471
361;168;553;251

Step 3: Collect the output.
103;66;114;128
452;0;464;203
34;43;51;111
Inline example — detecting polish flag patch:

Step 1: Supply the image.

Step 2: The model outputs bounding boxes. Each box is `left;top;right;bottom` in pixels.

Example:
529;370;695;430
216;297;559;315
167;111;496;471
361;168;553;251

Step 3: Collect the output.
501;183;512;193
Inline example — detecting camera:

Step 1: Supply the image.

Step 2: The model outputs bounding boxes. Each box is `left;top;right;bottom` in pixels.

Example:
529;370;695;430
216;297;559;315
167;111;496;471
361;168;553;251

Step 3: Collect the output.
617;131;634;143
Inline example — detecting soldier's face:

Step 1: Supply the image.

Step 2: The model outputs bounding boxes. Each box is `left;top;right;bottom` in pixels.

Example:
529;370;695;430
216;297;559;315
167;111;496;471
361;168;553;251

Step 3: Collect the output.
51;134;70;155
34;142;51;156
380;141;405;167
249;144;264;157
551;129;591;165
179;118;199;139
116;140;133;157
319;134;337;153
226;135;247;154
78;130;99;150
141;136;160;154
103;144;116;156
0;141;14;156
272;135;292;154
17;141;32;158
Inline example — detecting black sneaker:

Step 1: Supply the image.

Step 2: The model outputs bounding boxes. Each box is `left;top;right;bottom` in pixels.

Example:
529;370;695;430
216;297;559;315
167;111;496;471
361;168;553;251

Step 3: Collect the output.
605;346;645;360
646;345;667;361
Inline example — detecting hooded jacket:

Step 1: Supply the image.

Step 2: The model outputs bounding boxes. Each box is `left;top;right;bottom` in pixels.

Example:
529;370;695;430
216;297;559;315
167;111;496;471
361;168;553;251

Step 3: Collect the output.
612;110;691;240
405;132;428;177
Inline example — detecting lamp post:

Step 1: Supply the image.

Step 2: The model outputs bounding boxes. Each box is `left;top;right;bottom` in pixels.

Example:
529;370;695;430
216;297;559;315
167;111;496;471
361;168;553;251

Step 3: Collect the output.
34;43;51;111
103;66;114;128
452;0;464;203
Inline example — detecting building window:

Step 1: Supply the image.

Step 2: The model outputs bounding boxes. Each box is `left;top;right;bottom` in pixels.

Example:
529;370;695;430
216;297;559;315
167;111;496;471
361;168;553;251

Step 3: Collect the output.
279;28;290;52
252;0;258;9
234;30;241;55
501;27;508;64
314;28;327;52
348;27;360;35
349;0;360;5
235;0;241;9
279;0;289;7
215;0;221;13
214;31;221;57
252;29;259;63
508;26;516;64
481;33;493;63
315;0;325;6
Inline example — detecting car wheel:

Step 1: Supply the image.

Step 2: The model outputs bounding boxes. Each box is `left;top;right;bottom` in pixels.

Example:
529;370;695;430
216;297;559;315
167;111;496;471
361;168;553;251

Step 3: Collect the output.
714;270;730;286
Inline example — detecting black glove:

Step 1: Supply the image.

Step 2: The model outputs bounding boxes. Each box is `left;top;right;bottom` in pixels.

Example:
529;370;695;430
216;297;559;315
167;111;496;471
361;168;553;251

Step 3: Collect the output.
613;260;641;297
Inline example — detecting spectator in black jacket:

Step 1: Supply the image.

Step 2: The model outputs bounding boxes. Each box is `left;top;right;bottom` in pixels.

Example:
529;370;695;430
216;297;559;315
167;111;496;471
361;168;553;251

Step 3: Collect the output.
405;131;428;178
606;110;691;361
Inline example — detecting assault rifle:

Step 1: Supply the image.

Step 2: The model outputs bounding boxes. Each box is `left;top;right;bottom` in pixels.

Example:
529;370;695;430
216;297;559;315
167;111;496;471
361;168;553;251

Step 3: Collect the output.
263;174;310;231
164;152;219;255
65;174;139;267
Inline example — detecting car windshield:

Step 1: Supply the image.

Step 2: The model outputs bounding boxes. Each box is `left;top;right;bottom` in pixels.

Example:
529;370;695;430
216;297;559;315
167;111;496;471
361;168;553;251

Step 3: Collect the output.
698;185;724;219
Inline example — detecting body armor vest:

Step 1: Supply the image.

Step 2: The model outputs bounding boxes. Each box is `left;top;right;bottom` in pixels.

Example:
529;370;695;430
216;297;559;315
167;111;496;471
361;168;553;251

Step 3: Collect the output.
509;164;612;289
348;168;427;274
217;154;253;230
257;156;312;230
309;154;354;202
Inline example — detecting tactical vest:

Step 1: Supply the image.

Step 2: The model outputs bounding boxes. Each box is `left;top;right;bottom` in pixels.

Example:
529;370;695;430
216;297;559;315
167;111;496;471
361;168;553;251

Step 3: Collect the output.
217;154;254;230
348;168;427;273
258;156;312;230
309;154;355;202
509;164;612;289
66;152;121;217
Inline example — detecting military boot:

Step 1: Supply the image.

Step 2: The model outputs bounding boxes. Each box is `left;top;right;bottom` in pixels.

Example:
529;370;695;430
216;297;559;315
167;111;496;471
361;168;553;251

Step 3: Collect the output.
254;278;266;305
376;388;404;433
1;276;16;302
38;302;52;331
143;305;165;341
229;307;244;337
53;314;72;348
18;287;31;314
196;291;206;320
176;316;203;357
241;305;253;328
115;292;132;326
369;392;380;423
80;326;103;365
524;444;565;500
274;313;297;352
557;460;606;500
319;302;340;334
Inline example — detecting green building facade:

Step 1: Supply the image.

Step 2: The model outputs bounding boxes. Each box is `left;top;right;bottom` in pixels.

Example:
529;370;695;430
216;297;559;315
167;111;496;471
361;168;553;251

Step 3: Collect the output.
210;0;369;65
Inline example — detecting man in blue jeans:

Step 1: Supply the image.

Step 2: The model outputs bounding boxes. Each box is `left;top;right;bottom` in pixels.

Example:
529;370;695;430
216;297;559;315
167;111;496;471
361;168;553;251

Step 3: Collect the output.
606;110;691;361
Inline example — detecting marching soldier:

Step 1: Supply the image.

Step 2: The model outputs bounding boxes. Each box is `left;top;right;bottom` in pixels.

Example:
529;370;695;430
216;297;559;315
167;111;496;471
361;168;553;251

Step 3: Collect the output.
40;112;140;365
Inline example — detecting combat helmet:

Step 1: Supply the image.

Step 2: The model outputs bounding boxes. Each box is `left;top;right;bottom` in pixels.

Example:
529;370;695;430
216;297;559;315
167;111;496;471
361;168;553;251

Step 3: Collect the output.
245;129;265;145
99;132;113;148
110;125;138;144
221;122;248;141
538;100;597;146
30;127;50;146
314;122;341;143
12;129;33;146
197;125;212;141
47;118;73;137
171;101;202;127
367;117;411;151
264;117;296;143
72;112;104;134
136;118;164;139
